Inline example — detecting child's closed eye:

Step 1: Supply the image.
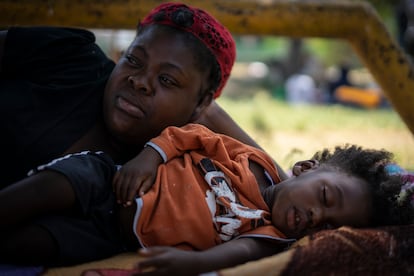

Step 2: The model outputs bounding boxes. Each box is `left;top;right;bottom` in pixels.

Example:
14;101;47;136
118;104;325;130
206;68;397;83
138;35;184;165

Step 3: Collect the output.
323;185;327;206
321;184;334;207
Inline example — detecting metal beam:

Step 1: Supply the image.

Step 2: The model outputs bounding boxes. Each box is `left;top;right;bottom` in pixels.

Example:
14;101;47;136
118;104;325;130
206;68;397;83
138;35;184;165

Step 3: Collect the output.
2;0;414;135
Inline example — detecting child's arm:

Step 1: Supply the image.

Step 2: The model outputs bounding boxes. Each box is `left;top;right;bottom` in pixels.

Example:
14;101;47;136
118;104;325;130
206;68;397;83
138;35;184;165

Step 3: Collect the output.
135;237;282;275
113;124;225;205
112;146;163;207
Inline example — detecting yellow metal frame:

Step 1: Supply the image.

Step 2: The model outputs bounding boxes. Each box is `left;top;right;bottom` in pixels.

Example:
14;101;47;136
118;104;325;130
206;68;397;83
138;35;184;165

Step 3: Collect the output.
2;0;414;134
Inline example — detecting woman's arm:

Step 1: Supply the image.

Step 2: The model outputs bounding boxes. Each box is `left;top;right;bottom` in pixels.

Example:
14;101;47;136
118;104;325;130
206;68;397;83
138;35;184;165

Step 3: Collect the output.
195;100;288;180
0;30;8;73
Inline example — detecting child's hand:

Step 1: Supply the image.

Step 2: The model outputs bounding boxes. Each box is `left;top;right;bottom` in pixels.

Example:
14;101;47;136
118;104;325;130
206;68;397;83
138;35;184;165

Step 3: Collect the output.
134;247;201;276
113;146;163;206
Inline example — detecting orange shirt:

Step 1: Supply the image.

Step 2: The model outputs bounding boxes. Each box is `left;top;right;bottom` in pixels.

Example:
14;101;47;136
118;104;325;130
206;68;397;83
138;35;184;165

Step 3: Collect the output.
133;124;288;250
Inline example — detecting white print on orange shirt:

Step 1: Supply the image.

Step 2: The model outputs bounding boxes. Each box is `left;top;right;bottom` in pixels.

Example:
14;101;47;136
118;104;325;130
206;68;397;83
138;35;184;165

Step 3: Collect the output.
204;172;265;241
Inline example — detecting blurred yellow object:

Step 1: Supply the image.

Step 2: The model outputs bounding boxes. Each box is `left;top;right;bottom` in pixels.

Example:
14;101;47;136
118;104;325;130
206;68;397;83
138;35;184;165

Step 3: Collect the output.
335;86;382;108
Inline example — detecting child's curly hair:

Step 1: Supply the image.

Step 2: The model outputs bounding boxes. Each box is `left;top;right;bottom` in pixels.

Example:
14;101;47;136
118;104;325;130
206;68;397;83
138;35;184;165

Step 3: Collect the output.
312;144;414;226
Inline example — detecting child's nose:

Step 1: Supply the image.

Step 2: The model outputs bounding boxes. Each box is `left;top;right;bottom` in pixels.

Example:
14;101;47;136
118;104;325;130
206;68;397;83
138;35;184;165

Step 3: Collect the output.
308;207;323;227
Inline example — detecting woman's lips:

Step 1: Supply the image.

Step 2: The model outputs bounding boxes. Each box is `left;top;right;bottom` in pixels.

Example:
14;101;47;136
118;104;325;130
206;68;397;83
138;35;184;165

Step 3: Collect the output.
116;96;145;118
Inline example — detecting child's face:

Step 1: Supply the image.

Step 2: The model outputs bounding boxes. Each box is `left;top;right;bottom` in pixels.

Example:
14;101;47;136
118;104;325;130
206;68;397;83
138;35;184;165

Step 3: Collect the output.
270;166;372;239
102;25;211;146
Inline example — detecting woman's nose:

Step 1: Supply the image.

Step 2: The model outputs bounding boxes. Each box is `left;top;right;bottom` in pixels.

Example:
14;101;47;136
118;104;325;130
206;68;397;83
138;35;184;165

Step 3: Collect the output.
128;75;152;96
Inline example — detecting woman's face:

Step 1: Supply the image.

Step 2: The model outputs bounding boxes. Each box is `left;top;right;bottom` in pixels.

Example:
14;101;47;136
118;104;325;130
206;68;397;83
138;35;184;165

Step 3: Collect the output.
270;167;373;239
103;26;211;147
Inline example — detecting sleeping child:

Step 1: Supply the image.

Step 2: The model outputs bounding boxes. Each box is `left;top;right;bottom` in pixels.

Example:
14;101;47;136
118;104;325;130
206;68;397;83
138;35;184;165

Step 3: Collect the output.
0;123;412;276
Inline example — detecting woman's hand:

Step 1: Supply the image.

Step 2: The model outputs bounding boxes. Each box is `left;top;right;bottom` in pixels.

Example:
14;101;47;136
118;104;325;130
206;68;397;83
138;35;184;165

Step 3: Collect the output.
112;146;162;206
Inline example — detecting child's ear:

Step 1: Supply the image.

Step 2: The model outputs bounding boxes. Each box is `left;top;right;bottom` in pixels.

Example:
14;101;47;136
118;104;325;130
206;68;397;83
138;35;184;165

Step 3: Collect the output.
292;159;319;176
189;91;214;122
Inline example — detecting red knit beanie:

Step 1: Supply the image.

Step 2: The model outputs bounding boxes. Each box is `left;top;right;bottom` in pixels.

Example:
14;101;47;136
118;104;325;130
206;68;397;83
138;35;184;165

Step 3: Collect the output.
140;2;236;98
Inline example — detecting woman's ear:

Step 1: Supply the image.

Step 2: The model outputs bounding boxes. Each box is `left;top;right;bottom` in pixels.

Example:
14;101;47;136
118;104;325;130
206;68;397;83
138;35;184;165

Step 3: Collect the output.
189;91;214;122
292;159;319;176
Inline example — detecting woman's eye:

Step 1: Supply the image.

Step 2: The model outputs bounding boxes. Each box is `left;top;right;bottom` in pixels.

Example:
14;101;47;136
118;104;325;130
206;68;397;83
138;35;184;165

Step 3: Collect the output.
159;75;176;87
126;55;141;67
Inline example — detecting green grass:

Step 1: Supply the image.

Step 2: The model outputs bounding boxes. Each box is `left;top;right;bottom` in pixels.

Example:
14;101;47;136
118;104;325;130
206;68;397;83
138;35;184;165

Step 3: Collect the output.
217;92;414;172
